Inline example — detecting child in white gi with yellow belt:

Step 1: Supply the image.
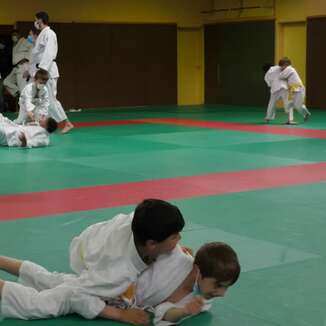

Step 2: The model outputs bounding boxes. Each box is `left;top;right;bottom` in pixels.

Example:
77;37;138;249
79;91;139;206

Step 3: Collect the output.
279;57;311;122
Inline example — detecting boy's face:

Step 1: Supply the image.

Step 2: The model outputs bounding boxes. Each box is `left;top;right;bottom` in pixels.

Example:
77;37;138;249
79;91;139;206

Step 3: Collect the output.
35;78;48;89
35;17;43;30
39;116;48;129
198;276;232;299
145;232;181;259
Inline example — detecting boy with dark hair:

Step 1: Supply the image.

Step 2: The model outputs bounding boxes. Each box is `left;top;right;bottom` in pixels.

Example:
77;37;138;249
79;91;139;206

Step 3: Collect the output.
0;199;184;324
279;57;311;122
0;113;57;148
35;11;49;26
132;199;184;246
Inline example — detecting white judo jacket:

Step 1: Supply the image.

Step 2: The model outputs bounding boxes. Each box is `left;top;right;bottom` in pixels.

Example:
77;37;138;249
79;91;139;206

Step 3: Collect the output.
12;37;33;66
264;65;288;94
18;83;49;118
29;26;59;78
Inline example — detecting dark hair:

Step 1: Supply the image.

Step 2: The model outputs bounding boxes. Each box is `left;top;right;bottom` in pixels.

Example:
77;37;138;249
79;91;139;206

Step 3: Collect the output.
46;117;58;133
35;69;49;81
278;57;291;67
262;63;273;74
194;242;240;285
36;11;49;25
131;199;185;245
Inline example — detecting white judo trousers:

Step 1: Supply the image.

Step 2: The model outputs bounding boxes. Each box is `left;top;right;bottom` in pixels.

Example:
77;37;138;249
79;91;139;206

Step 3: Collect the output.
46;78;67;123
265;88;293;121
1;262;109;320
279;65;310;118
291;87;310;117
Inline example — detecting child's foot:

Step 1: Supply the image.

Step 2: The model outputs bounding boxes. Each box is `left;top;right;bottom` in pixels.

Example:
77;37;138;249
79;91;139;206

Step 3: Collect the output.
285;120;297;125
264;118;271;123
61;121;74;134
304;112;311;122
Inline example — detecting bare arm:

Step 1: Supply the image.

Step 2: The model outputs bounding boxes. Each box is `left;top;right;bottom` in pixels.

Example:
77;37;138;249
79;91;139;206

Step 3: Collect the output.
163;307;189;323
99;306;150;325
163;297;204;323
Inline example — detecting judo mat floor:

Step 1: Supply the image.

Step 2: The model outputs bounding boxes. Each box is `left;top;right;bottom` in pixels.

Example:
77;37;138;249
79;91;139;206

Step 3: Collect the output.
1;105;326;326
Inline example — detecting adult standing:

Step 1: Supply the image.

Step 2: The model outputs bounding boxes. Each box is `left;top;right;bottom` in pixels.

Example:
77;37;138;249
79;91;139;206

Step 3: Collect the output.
28;11;74;133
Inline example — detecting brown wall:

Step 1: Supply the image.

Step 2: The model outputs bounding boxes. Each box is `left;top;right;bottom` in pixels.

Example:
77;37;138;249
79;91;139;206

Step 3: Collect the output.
0;25;14;78
17;22;177;109
306;17;326;108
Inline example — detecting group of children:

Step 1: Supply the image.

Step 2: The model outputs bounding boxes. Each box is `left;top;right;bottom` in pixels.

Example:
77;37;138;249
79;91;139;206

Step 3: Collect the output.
264;57;311;124
1;11;74;147
0;199;241;325
0;69;58;148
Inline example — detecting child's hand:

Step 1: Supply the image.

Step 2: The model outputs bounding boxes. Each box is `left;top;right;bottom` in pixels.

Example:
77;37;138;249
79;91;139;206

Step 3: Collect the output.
27;112;35;121
182;246;193;256
120;308;150;325
184;296;204;316
19;132;27;147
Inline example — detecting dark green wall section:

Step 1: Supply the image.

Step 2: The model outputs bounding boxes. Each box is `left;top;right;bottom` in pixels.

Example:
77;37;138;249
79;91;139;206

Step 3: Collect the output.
205;20;275;106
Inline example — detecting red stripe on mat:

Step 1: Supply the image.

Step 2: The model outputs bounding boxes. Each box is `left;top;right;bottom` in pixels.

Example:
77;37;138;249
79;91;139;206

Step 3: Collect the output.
63;117;326;139
136;118;326;139
61;120;144;128
1;162;326;220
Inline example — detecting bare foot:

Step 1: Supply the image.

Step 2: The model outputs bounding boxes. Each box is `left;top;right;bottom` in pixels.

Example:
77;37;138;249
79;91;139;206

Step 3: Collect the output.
61;121;74;134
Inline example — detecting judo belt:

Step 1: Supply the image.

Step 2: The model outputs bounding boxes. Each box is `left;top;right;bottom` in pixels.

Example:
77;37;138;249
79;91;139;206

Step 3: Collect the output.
14;59;29;67
36;60;56;69
288;83;304;100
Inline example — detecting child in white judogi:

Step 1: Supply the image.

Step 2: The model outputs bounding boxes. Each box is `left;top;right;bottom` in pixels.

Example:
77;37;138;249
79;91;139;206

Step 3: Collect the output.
279;57;311;122
0;199;184;325
15;69;50;125
0;113;57;148
263;63;294;124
